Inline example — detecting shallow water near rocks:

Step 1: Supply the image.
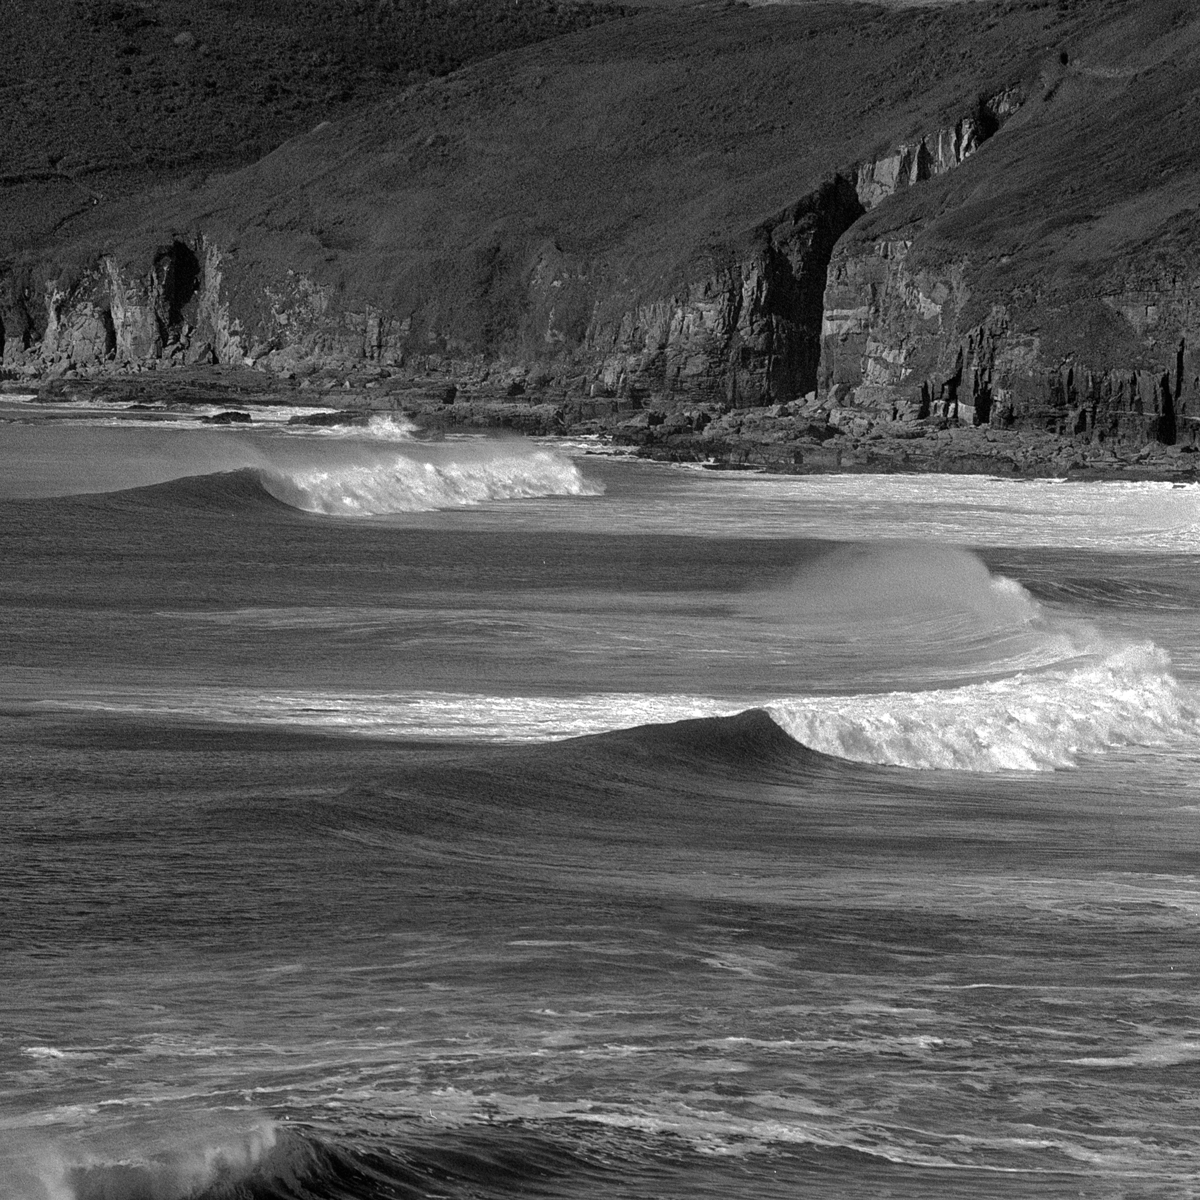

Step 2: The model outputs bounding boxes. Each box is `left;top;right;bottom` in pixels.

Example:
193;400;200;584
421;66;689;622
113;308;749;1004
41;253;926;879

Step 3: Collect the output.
3;415;1200;1199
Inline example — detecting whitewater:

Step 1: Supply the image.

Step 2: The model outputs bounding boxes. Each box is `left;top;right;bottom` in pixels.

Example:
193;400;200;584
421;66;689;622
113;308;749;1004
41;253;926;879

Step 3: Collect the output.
4;406;1200;1199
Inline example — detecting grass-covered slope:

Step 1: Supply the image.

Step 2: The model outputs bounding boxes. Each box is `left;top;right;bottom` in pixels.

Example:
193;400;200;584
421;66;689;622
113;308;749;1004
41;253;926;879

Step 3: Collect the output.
0;0;630;250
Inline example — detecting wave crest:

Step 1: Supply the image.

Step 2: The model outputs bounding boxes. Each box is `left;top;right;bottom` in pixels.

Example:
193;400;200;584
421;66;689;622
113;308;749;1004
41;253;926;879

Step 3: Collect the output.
260;443;600;515
769;642;1196;772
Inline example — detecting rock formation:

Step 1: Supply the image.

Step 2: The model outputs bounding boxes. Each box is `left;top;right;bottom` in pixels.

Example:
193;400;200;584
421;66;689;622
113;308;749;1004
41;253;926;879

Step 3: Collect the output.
5;0;1200;471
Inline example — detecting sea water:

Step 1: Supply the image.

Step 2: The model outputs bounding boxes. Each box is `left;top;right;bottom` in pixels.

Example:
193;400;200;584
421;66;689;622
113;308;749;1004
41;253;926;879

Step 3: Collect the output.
3;402;1200;1199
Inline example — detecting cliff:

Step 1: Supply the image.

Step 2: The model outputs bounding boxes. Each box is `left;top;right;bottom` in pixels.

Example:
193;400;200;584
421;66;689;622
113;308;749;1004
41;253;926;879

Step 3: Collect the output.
817;0;1200;453
6;0;1200;472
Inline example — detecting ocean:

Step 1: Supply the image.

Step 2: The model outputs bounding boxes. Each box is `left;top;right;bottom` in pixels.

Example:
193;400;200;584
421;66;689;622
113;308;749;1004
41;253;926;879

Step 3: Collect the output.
3;398;1200;1199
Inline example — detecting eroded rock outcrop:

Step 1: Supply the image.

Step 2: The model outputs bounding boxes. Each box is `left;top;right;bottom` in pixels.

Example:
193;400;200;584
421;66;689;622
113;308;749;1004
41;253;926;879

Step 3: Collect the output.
853;89;1023;210
818;237;1200;449
2;239;227;375
0;75;1024;409
574;177;865;408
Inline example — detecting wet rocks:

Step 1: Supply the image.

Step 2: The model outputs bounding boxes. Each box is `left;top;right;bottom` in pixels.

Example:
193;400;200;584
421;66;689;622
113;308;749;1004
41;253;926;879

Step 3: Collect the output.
287;409;371;427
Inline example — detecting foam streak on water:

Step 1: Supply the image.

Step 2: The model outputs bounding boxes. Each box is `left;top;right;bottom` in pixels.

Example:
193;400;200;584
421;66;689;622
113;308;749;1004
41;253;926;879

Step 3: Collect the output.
35;687;741;743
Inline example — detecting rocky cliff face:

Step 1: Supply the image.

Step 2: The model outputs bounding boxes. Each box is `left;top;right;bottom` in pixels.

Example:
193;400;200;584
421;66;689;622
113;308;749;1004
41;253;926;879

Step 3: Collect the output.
1;94;1018;410
819;234;1200;449
3;239;236;376
852;88;1023;211
813;0;1200;453
572;177;864;408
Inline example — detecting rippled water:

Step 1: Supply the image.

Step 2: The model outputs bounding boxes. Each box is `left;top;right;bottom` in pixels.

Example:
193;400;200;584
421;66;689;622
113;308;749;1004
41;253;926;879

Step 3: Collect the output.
3;410;1200;1199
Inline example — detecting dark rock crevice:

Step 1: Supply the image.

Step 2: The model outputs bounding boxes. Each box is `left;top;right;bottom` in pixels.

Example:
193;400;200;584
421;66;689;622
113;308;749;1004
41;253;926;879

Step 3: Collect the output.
1159;371;1177;446
100;308;117;359
754;174;867;403
153;241;203;340
583;174;866;410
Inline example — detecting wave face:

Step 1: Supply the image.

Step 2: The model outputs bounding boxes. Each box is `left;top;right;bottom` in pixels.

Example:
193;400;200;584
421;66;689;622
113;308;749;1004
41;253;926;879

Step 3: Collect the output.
6;1115;897;1200
738;542;1058;686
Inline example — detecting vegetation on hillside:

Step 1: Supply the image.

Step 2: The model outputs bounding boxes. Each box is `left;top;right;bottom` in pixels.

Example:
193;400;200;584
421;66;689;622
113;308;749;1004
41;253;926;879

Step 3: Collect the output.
0;0;630;248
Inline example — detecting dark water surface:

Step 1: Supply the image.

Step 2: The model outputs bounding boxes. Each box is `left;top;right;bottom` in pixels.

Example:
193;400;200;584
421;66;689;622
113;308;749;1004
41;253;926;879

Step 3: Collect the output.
3;415;1200;1198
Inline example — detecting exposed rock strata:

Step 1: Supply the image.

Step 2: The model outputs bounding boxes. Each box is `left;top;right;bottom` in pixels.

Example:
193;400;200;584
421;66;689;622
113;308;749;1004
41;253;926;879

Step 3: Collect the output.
820;242;1200;450
1;93;1018;413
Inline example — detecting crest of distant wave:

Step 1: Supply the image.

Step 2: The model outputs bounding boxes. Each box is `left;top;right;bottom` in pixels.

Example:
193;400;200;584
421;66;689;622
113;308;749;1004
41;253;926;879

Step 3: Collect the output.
260;441;598;514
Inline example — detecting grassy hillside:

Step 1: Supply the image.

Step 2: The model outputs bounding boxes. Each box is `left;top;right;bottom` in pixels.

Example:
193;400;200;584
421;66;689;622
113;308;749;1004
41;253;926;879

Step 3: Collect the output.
0;0;629;250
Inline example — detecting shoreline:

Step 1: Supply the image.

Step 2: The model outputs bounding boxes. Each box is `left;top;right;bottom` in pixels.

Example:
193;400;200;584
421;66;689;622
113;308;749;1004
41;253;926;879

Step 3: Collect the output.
5;367;1198;484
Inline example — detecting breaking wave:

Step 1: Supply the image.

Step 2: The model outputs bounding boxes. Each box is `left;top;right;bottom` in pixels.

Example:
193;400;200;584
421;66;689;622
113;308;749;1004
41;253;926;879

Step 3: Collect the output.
0;1114;285;1200
259;442;599;515
283;411;421;441
770;641;1196;772
743;543;1199;771
0;422;599;513
48;644;1197;772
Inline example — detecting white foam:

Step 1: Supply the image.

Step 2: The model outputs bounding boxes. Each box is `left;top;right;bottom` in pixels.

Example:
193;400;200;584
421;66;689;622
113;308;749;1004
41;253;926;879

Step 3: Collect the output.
769;641;1197;772
22;1047;67;1060
260;444;601;515
456;467;1200;553
358;412;419;441
0;1114;280;1200
1069;1038;1200;1068
48;689;737;742
279;411;420;440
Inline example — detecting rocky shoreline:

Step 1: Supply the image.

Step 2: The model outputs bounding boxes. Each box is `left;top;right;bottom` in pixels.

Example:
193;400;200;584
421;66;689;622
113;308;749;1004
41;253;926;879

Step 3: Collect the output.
8;367;1198;484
